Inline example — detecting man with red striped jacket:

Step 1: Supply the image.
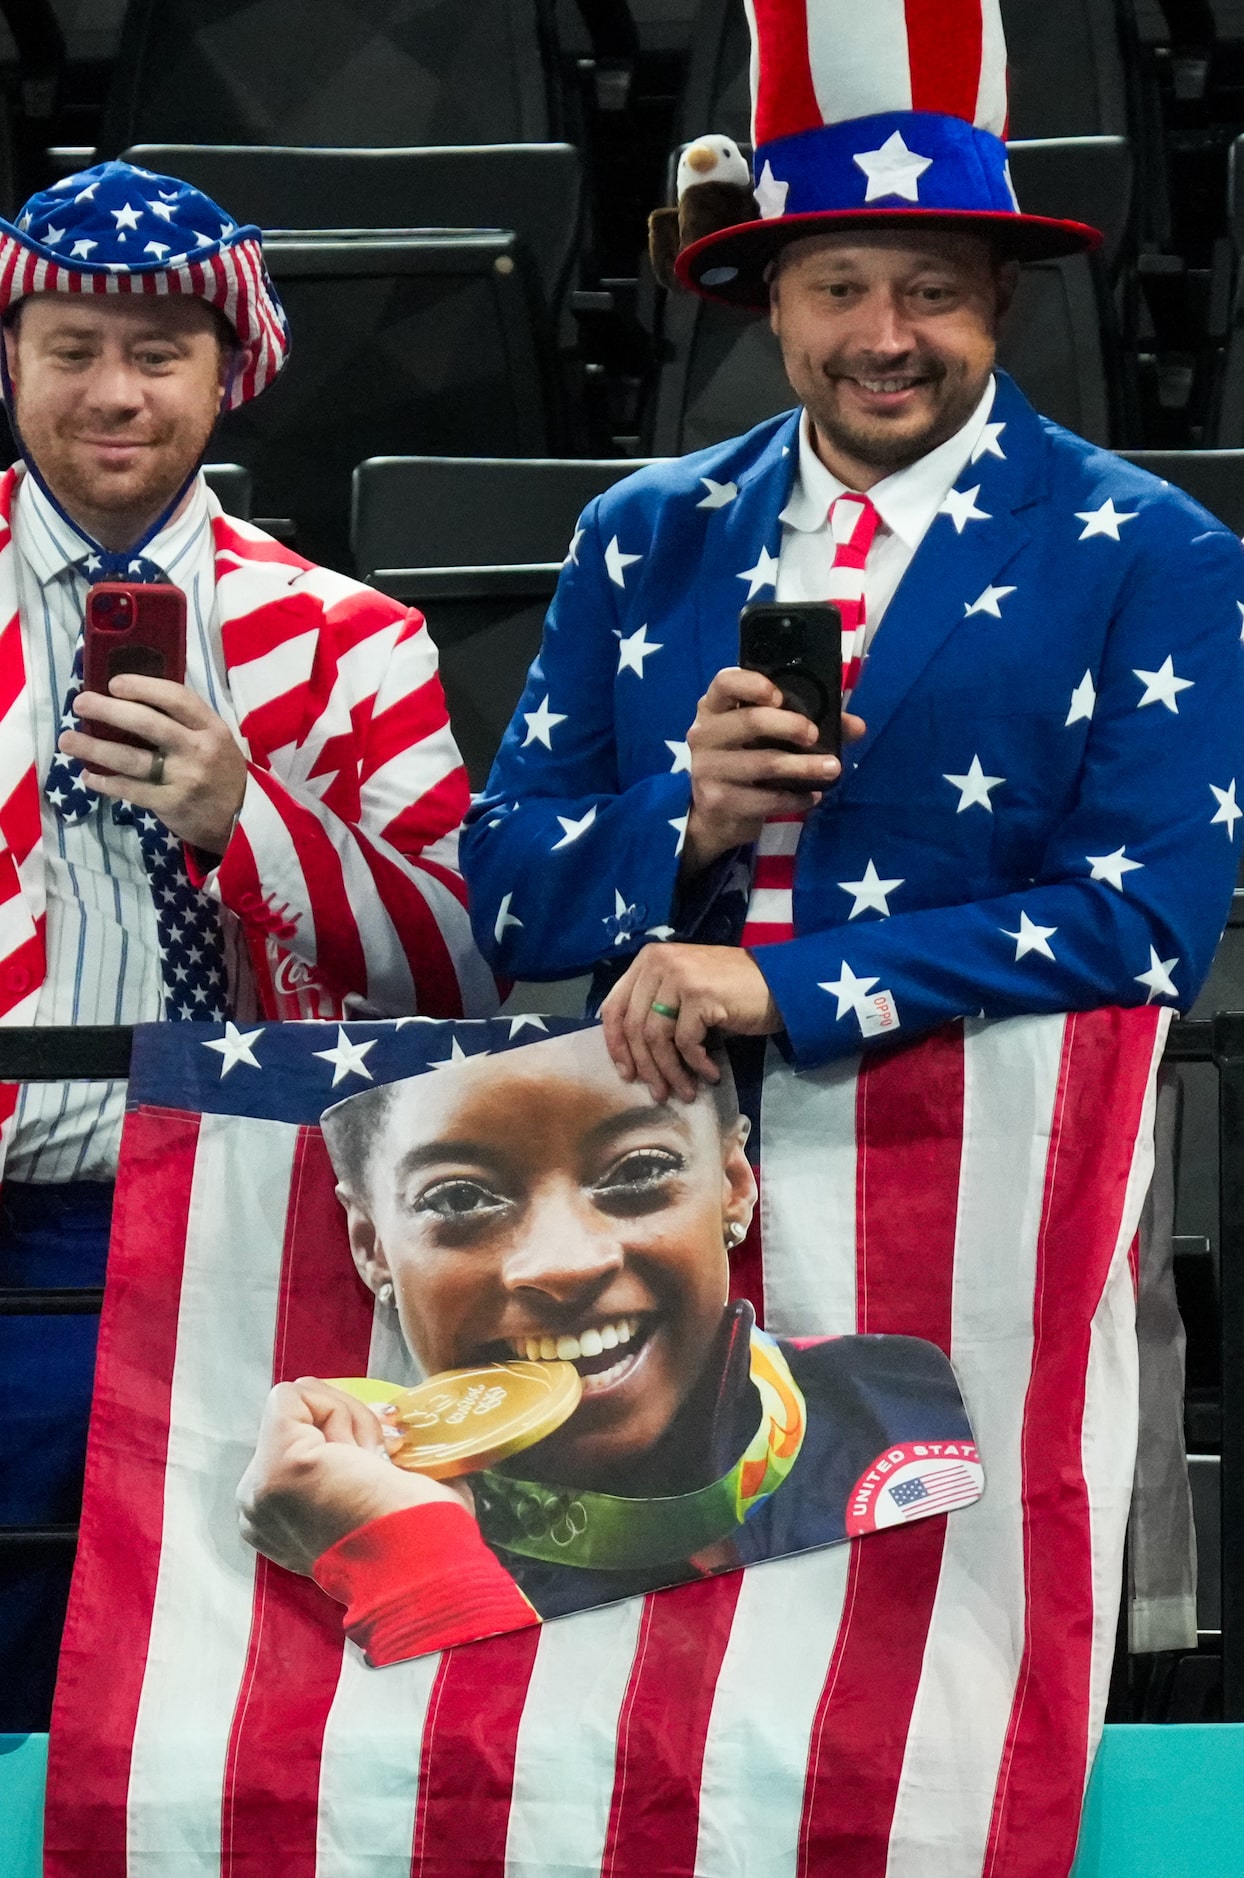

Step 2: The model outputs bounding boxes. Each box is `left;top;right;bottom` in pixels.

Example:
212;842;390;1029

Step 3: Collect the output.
0;159;491;1730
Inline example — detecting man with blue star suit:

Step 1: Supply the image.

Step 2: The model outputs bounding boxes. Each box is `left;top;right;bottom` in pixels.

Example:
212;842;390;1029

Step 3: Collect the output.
462;0;1244;1109
0;160;488;1730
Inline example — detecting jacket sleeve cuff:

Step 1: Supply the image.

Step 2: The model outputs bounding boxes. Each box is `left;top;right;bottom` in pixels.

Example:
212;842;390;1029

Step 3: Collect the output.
313;1500;540;1666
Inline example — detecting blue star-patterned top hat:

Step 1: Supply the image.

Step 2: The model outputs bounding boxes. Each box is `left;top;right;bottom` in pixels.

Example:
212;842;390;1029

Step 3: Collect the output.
675;0;1103;308
0;160;289;407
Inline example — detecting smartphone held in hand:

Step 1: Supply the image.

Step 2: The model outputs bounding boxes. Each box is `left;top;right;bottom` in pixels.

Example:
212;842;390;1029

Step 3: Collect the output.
82;581;187;748
738;599;842;757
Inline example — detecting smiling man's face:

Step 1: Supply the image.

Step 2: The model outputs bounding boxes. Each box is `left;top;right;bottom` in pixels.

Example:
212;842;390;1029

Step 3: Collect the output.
768;228;1015;489
337;1037;756;1490
4;293;231;550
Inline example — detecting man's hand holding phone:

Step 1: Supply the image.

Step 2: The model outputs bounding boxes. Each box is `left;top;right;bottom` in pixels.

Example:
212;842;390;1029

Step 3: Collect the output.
61;675;248;856
681;668;865;878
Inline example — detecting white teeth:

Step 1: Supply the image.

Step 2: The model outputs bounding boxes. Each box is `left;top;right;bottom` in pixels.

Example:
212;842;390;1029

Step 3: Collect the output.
510;1315;642;1362
857;377;915;393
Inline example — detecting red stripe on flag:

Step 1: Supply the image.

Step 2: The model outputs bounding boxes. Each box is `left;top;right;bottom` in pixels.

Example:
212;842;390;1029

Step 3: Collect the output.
906;0;985;120
602;1573;745;1876
982;1007;1163;1878
750;0;823;144
797;1023;964;1876
411;1627;542;1877
44;1109;202;1878
221;1127;376;1878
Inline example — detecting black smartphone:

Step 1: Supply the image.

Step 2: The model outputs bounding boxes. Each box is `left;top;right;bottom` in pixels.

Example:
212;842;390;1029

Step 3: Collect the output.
738;599;842;757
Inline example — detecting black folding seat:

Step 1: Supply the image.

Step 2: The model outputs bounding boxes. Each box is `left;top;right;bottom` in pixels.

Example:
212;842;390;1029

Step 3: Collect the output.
99;0;568;154
1203;135;1244;446
122;142;586;331
1117;448;1244;531
201;462;254;520
219;233;566;573
351;454;660;784
646;136;1137;455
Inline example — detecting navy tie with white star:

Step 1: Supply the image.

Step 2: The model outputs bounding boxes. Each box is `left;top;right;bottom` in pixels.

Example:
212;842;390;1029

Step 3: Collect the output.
44;557;230;1022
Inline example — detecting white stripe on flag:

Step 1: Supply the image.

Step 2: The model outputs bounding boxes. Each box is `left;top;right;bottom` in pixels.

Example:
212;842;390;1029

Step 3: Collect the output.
975;0;1009;136
884;1013;1065;1877
757;820;802;856
315;1646;442;1878
126;1115;296;1877
504;1600;648;1878
759;1041;859;1337
693;1546;852;1878
743;888;793;926
808;0;912;126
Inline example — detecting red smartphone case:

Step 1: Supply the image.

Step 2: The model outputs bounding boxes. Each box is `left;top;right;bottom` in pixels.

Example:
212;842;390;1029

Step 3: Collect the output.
82;582;187;748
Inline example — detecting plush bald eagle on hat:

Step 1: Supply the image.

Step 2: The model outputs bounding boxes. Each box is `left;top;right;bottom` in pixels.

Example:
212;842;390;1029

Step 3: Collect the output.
647;136;757;292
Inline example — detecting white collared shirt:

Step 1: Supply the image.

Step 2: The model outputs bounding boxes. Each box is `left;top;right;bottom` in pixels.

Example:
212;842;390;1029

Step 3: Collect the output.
776;378;998;648
7;470;246;1183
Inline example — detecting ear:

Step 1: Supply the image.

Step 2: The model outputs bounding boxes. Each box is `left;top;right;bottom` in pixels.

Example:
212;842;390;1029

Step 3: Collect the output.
3;319;20;390
768;267;782;338
720;1118;758;1240
336;1183;393;1299
994;258;1020;322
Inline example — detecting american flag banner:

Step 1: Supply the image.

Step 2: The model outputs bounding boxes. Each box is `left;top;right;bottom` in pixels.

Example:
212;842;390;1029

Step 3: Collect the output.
44;1002;1167;1878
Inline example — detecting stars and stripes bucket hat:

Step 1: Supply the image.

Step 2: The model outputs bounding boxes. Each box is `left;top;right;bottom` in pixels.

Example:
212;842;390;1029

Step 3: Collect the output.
676;0;1104;308
0;160;289;408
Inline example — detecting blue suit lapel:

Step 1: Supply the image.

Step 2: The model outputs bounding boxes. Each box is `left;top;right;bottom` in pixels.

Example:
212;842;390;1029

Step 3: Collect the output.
844;375;1050;771
692;412;800;680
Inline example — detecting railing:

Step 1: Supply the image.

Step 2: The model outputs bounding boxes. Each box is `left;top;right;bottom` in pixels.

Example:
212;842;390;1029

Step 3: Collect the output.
0;1017;1239;1714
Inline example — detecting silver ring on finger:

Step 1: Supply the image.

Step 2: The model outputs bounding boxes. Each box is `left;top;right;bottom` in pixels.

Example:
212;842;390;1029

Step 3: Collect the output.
147;746;166;786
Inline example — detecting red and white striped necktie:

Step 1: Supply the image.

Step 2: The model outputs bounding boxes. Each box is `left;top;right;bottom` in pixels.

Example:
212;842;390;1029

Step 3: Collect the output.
740;492;881;948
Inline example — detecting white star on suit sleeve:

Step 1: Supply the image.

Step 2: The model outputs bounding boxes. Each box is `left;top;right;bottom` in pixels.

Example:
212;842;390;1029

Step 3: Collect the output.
616;623;663;675
737;547;779;598
837;860;903;918
564;529;583;566
1237;601;1244;643
1134;656;1193;712
522;695;567;747
697;477;738;509
646;924;676;940
852;130;932;202
1135;947;1179;1002
552;806;597;849
494;892;523;942
944;755;1005;812
1087;846;1144;890
604;536;642;587
1066;671;1096;726
202;1022;264;1076
938;485;990;532
1076;498;1139;541
314;1027;377;1086
754;161;789;219
971;421;1007;463
669;813;688;855
964;584;1016;619
1211;779;1242;839
1001;912;1058;960
666;740;691;772
819;960;880;1019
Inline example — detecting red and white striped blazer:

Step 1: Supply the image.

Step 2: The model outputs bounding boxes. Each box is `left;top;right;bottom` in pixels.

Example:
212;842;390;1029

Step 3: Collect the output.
0;470;495;1169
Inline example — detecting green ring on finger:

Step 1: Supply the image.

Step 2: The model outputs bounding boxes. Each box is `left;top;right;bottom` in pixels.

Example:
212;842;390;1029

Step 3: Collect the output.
650;1000;680;1020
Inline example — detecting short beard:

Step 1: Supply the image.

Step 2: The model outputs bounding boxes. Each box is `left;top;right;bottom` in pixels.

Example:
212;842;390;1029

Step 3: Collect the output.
800;353;983;476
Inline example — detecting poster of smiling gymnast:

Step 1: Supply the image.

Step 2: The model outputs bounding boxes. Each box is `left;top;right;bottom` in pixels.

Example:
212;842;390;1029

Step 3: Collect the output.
236;1026;983;1665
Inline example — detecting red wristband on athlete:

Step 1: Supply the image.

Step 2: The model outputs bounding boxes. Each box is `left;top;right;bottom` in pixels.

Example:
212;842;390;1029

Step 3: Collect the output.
313;1500;539;1666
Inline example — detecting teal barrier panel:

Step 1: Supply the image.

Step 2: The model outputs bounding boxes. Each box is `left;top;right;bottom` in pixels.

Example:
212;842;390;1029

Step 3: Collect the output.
0;1733;45;1877
3;1724;1243;1876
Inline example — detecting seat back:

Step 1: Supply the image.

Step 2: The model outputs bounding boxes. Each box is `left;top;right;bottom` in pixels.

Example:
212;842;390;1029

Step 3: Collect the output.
352;455;661;782
100;0;564;153
1117;449;1244;535
201;462;254;520
218;233;565;573
122;142;586;321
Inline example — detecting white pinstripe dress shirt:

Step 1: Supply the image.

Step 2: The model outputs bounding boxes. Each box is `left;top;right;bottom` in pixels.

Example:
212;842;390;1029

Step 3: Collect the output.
7;470;247;1183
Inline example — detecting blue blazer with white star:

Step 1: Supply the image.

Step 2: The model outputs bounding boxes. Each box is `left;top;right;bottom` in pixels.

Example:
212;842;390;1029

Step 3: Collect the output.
460;373;1244;1067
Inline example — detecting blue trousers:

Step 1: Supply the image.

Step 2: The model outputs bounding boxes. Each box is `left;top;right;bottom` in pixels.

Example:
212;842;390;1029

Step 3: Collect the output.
0;1182;112;1732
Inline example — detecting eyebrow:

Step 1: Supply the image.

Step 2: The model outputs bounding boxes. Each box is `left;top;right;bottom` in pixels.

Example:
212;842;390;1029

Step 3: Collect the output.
38;321;192;345
385;1099;694;1186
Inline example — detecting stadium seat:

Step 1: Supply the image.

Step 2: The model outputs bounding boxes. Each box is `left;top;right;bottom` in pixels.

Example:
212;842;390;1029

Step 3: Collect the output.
201;462;253;521
1202;133;1244;444
351;454;660;783
1117;448;1244;530
98;0;570;154
121;142;587;330
645;136;1138;455
219;232;566;573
